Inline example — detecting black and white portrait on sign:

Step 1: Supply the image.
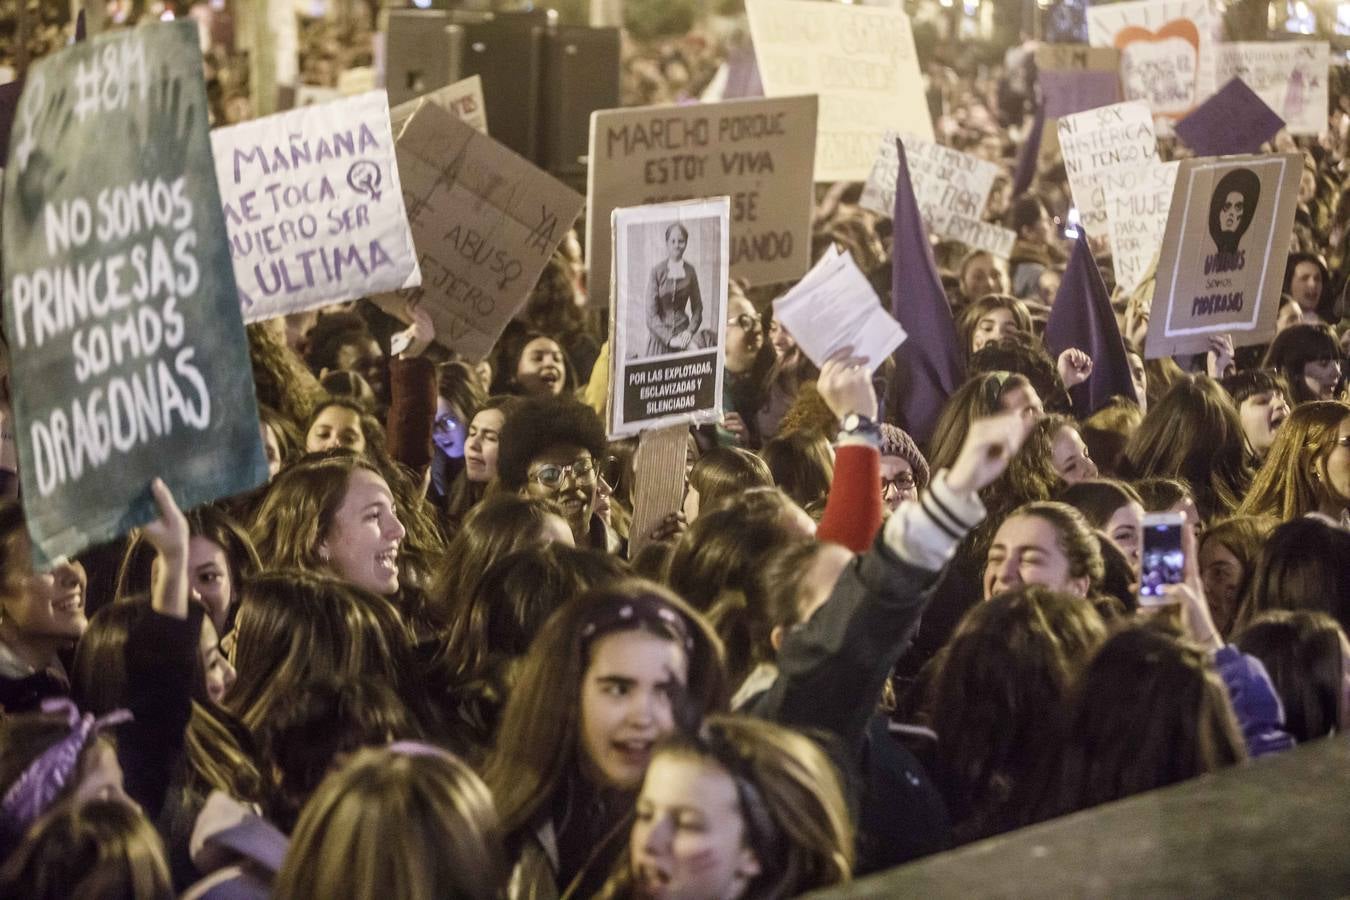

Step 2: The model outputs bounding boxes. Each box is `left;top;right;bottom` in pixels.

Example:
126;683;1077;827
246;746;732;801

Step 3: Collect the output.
622;213;724;361
610;198;729;439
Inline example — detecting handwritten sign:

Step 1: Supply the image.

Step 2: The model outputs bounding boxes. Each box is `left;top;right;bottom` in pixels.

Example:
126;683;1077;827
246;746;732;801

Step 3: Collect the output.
860;131;1002;246
611;198;728;439
1214;42;1328;136
390;75;489;136
1058;101;1158;240
2;23;267;565
211;92;420;322
1103;161;1179;295
587;95;815;309
1088;0;1216;120
746;0;930;182
385;103;584;362
1146;153;1301;359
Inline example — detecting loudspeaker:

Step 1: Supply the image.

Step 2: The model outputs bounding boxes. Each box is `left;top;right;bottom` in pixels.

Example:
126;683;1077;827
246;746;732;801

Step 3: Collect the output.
459;11;550;162
539;26;621;190
386;10;465;107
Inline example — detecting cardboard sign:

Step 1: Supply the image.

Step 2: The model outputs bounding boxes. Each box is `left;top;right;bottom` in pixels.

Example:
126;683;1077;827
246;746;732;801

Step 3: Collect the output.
390;76;489;137
386;103;584;362
1213;41;1329;136
860;131;1000;243
1088;0;1216;120
628;423;690;560
746;0;930;182
1146;153;1301;359
1058;101;1158;240
211;91;421;322
1;22;267;565
1103;161;1180;295
587;95;816;311
1033;45;1122;165
610;198;728;439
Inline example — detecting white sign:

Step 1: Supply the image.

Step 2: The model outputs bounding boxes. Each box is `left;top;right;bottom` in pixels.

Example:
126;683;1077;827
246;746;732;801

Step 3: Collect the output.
212;91;421;321
1088;0;1216;121
390;75;489;136
1058;101;1159;240
861;132;998;233
1214;41;1329;136
773;247;905;371
1104;161;1180;295
746;0;931;182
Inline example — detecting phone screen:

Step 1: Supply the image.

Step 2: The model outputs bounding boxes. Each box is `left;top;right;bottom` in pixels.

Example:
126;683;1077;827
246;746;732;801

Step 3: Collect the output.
1139;521;1185;602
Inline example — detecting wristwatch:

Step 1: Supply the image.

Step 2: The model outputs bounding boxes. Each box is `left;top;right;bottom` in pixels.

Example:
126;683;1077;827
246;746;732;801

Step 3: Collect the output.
839;413;882;444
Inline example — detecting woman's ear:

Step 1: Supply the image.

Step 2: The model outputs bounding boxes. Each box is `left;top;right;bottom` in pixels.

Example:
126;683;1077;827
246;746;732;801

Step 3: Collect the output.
735;846;762;882
770;625;786;654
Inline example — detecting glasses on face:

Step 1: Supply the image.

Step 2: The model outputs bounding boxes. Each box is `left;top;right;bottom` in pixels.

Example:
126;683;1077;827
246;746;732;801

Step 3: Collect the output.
727;314;761;335
881;473;917;494
433;415;461;436
529;457;597;490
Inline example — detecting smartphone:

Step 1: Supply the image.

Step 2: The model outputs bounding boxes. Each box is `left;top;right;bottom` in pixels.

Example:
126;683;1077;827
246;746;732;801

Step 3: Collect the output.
1138;512;1186;605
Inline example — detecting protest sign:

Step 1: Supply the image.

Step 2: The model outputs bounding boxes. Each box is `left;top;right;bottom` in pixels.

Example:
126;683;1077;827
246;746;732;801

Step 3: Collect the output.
773;247;905;371
1032;45;1122;166
390;75;489;137
1213;41;1328;136
587;95;815;311
628;423;690;560
610;198;728;440
1;22;267;565
746;0;930;182
1058;100;1158;240
211;91;421;322
294;85;341;108
1035;45;1122;120
1103;160;1179;295
1146;153;1301;359
386;103;584;362
860;132;1006;252
1087;0;1216;120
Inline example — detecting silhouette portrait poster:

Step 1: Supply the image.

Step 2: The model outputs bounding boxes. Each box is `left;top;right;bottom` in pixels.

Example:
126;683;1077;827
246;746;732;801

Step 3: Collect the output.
1146;152;1301;359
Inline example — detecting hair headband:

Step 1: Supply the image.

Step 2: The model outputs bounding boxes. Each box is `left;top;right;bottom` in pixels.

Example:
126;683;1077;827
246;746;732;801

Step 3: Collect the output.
699;724;780;865
579;595;695;653
0;698;131;836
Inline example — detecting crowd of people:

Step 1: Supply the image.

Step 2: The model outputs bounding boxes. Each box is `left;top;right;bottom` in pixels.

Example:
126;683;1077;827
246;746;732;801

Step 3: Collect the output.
2;3;1350;900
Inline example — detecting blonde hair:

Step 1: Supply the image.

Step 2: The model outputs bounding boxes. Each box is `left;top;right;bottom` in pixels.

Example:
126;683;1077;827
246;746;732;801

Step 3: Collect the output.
274;745;507;900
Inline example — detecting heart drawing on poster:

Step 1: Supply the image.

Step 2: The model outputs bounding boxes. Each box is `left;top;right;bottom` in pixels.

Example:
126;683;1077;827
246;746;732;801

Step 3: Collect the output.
1115;20;1201;117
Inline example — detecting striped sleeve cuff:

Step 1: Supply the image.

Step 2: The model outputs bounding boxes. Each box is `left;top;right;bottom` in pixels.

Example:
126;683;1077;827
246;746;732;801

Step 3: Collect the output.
881;469;986;572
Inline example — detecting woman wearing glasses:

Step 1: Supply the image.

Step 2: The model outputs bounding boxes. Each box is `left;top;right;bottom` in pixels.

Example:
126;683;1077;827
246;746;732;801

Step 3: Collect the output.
646;223;705;357
498;396;611;550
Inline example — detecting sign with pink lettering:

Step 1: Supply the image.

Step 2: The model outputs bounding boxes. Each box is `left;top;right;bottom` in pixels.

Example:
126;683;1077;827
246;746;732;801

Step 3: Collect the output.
1145;153;1301;359
211;90;421;322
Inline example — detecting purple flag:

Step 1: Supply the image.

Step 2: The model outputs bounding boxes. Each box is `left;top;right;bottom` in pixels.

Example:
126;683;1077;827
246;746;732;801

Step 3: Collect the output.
722;44;764;101
890;138;965;446
75;10;87;42
1012;101;1045;198
1175;78;1285;157
1044;234;1138;415
0;80;21;167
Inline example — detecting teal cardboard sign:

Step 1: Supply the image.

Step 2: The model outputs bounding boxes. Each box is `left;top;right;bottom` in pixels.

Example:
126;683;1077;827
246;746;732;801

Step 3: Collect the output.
2;21;267;566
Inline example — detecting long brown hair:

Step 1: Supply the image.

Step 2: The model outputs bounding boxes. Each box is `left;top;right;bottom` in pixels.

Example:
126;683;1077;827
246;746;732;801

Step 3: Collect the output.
274;745;507;900
249;453;383;574
927;587;1106;841
1032;625;1245;821
603;714;853;900
225;571;434;737
0;799;172;900
1237;400;1350;520
484;580;726;839
1119;375;1251;521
